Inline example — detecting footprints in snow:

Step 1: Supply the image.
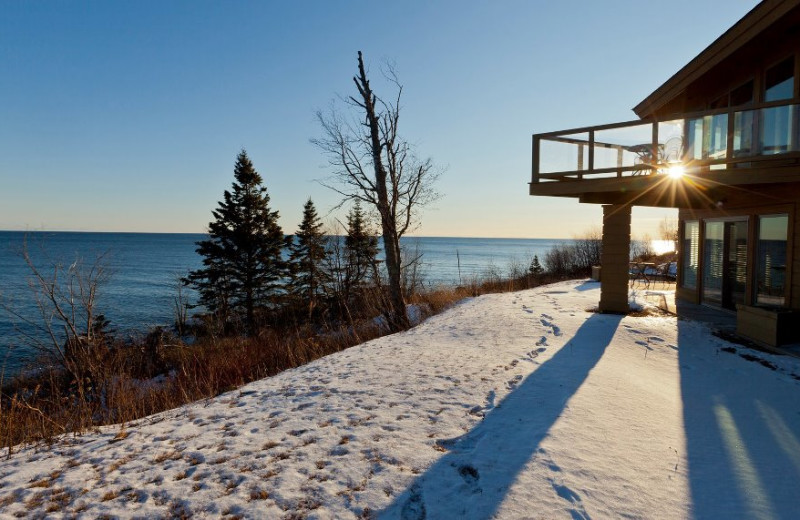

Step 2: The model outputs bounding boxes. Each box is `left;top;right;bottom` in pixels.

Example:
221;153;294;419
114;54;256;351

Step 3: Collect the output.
400;484;426;520
458;464;481;492
521;301;563;338
522;347;549;364
551;481;592;520
537;447;593;520
399;465;481;519
623;324;669;354
506;374;523;390
540;314;562;337
468;390;496;417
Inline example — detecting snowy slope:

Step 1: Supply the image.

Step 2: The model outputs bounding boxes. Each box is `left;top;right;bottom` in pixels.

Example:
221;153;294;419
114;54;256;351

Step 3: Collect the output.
1;280;799;519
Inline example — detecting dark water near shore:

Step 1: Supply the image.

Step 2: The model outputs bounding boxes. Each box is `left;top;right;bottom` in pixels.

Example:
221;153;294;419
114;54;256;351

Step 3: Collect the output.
0;231;569;374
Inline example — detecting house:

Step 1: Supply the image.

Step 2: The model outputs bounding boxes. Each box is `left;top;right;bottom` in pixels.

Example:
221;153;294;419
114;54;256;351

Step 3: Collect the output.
530;0;800;347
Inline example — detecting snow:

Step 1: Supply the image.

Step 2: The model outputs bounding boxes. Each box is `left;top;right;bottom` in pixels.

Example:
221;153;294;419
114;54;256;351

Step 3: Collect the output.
1;280;799;519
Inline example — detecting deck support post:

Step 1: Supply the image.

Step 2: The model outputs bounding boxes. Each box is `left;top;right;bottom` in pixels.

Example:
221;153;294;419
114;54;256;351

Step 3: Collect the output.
599;203;632;313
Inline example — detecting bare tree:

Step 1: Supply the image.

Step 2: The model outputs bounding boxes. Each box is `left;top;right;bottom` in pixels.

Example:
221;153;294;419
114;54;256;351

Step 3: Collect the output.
313;51;439;331
658;217;679;244
2;239;112;401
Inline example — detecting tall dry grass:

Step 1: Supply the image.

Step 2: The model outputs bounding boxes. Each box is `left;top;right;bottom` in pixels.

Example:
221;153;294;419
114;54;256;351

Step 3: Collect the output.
1;256;581;453
0;322;383;453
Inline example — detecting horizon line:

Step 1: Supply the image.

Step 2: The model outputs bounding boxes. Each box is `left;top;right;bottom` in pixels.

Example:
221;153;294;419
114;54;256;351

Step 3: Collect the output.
0;229;575;241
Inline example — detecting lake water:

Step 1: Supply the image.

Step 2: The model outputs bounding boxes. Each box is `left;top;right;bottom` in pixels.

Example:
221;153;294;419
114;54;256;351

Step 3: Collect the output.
0;231;570;374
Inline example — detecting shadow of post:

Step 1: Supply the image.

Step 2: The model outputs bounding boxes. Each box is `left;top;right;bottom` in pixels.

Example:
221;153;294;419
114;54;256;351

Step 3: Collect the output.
378;313;623;520
678;318;800;519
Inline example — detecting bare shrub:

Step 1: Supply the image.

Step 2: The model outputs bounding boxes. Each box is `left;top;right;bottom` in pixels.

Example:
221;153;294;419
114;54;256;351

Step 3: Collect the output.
658;217;679;243
400;240;426;298
6;241;112;400
630;234;655;261
544;228;602;277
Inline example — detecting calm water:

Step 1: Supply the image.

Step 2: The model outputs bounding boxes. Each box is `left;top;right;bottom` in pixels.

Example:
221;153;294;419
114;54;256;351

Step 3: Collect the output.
0;231;569;374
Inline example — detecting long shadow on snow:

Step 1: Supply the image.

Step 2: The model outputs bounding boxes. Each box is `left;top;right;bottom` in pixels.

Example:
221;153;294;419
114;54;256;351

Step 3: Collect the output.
678;318;800;519
378;313;622;520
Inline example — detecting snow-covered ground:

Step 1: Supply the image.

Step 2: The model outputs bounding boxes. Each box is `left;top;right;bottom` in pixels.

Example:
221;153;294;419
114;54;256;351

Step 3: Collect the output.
2;280;799;519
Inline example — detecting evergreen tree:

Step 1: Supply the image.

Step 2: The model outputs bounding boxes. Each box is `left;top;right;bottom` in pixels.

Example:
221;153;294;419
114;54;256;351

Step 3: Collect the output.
344;201;379;293
185;150;285;333
529;255;544;276
287;198;329;318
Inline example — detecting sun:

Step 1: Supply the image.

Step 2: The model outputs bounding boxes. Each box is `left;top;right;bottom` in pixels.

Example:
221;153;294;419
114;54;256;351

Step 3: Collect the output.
666;164;686;179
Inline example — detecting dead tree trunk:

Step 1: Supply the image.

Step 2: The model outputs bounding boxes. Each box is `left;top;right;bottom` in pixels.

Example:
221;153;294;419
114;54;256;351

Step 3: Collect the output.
314;51;440;332
353;51;408;331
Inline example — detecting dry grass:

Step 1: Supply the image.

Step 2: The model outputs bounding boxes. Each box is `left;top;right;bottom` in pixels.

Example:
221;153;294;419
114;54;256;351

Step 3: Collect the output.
153;450;182;464
110;429;129;443
1;323;375;451
0;490;22;508
248;489;269;501
1;269;578;452
100;490;119;502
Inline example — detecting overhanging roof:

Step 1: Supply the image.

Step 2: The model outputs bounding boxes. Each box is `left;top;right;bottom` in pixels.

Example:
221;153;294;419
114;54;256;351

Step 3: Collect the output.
633;0;800;118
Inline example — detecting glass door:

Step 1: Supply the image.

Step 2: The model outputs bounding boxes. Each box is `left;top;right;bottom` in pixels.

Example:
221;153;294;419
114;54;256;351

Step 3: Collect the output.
703;219;748;309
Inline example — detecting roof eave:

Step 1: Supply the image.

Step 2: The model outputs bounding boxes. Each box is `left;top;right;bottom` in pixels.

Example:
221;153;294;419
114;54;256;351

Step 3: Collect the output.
633;0;800;118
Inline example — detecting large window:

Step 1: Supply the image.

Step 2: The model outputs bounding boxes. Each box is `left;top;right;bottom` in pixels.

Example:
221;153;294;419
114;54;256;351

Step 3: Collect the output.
682;221;699;289
686;114;728;161
761;104;795;155
755;214;789;307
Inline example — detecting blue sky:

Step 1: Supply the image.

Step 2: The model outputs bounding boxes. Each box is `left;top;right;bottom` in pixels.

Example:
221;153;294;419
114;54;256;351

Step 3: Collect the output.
0;0;758;238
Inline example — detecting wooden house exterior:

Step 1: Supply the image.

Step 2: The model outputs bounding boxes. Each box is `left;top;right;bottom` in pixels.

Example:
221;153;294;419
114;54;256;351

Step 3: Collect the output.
530;0;800;346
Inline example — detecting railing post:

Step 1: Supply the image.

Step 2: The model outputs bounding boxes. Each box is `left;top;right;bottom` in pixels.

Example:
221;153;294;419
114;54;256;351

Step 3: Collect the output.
588;130;595;173
652;121;659;175
532;135;540;183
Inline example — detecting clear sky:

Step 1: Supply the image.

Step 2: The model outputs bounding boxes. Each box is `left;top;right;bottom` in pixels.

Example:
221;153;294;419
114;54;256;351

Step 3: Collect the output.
0;0;759;239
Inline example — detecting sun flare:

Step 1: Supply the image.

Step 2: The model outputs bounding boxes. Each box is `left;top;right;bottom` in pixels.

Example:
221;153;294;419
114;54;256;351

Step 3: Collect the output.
666;164;686;179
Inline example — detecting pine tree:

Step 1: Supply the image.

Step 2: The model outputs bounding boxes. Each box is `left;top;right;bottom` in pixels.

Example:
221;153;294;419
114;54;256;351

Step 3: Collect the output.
344;201;379;293
529;255;544;276
185;150;285;333
287;198;329;318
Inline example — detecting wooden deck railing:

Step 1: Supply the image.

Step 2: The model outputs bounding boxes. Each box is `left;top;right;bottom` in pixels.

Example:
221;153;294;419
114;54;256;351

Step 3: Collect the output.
532;99;800;184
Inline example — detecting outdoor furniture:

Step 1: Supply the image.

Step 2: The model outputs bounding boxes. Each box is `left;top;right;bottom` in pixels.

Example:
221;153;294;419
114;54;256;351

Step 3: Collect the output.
630;261;656;288
627;144;658;175
652;262;677;287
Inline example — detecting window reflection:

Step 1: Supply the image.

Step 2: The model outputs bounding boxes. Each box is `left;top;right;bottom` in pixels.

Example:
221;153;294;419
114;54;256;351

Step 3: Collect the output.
756;215;788;307
686;114;728;161
682;221;699;289
703;222;724;305
765;57;794;102
733;110;755;157
761;105;795;154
